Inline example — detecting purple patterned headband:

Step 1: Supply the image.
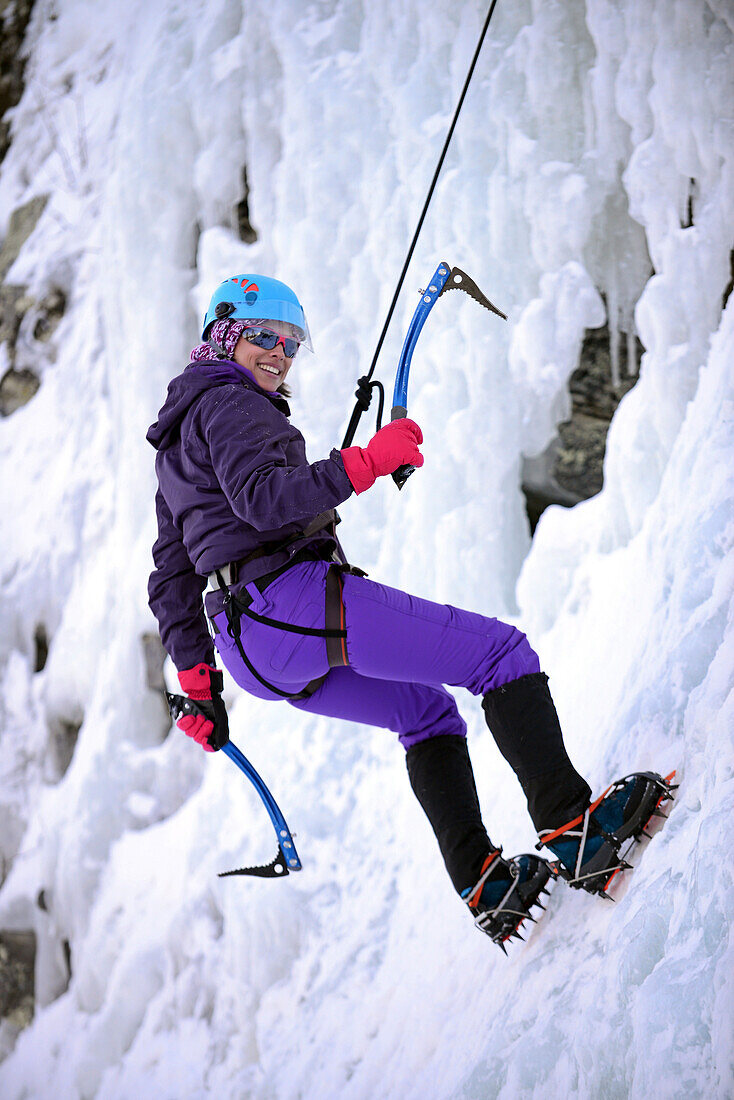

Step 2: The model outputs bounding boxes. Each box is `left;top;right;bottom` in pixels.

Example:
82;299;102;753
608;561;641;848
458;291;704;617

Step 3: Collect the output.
190;318;268;362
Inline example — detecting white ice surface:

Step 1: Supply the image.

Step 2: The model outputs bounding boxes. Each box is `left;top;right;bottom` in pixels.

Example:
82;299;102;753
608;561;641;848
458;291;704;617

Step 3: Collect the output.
0;1;732;1097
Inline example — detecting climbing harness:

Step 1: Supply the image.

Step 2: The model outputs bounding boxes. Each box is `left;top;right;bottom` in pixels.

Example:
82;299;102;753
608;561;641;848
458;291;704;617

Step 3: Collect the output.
205;508;340;589
341;0;502;455
204;508;353;699
213;555;351;702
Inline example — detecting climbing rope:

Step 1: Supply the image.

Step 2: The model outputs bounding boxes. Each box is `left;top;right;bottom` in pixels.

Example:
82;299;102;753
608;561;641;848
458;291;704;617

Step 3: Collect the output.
341;0;501;447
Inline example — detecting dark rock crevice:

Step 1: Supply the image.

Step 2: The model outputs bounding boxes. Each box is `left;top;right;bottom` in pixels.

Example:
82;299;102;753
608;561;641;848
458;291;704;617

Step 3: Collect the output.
723;247;733;311
0;0;36;164
46;715;81;781
522;322;641;533
236;165;257;244
33;623;48;672
0;930;35;1033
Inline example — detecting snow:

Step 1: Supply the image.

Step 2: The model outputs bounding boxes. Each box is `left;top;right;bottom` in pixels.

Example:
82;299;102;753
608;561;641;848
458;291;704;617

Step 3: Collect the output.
0;0;732;1096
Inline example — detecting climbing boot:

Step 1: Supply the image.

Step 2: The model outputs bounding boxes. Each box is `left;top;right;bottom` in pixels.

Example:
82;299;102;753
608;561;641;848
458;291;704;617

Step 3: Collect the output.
462;849;552;951
537;771;678;895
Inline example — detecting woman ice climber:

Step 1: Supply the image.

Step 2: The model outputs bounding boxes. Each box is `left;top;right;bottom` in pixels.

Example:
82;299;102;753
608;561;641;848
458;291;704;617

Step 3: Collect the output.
147;273;673;945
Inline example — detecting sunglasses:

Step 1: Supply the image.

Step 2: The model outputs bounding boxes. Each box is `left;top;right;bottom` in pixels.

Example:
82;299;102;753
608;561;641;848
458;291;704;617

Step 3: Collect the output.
242;325;301;358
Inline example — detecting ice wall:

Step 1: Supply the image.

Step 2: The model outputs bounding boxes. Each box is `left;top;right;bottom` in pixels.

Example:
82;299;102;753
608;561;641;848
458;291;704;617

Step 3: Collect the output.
0;1;732;1097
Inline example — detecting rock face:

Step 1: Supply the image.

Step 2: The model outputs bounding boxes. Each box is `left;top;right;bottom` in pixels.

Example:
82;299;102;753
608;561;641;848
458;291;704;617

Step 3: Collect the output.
0;196;49;282
522;324;640;532
1;9;61;419
0;364;39;414
0;931;35;1031
0;196;68;416
0;0;36;164
555;325;639;500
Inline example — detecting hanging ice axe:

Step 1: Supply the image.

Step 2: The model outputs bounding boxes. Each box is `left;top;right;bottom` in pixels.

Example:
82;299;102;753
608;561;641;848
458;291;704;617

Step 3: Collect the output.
166;692;302;879
390;261;507;488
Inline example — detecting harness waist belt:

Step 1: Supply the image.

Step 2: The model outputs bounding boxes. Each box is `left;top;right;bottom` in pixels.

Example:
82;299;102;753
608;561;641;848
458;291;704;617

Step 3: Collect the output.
207;510;340;593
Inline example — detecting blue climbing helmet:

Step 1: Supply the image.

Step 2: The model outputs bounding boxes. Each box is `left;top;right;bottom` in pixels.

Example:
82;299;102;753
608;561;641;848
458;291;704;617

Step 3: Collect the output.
202;273;313;352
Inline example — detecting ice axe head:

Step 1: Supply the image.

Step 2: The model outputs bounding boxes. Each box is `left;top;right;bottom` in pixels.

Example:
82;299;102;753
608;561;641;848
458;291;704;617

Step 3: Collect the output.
439;266;507;320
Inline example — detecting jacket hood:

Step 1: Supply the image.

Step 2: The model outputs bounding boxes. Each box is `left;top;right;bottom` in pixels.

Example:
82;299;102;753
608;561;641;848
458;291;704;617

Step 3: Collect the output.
146;360;289;451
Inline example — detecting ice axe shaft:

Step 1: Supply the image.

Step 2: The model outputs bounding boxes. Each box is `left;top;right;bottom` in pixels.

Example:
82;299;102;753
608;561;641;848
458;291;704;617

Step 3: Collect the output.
391;261;506;488
218;741;302;878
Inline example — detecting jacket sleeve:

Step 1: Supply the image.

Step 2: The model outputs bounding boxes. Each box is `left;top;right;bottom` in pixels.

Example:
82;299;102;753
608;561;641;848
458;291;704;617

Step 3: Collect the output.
148;487;215;671
202;388;354;531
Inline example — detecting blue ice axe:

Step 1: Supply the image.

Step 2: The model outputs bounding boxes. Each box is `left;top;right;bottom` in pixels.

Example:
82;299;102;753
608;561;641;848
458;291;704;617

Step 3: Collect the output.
390;261;507;488
167;692;302;878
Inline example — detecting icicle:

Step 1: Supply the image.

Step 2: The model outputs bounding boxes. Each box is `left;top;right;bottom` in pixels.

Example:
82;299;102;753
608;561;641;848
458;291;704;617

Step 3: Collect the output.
607;268;620;389
620;301;638;379
626;326;637;377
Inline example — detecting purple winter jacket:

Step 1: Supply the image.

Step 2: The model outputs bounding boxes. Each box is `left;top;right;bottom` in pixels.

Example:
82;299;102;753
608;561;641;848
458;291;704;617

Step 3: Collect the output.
147;359;354;670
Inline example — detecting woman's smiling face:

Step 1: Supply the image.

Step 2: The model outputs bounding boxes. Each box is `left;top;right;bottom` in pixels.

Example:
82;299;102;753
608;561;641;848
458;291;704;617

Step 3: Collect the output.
233;321;295;392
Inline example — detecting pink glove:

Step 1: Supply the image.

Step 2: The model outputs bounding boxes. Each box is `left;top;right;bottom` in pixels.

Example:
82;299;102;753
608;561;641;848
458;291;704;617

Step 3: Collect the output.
341;419;424;494
176;663;229;752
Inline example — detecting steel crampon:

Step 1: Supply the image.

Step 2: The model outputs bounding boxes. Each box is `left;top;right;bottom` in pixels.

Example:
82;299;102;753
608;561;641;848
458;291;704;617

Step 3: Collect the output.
547;771;678;899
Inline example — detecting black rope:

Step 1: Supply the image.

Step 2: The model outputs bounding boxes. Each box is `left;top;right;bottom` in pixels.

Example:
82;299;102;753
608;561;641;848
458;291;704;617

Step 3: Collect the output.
342;377;386;445
341;0;501;448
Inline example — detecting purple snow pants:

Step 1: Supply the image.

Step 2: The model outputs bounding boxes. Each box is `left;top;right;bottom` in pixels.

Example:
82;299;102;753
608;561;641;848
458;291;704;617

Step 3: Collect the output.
211;560;540;749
